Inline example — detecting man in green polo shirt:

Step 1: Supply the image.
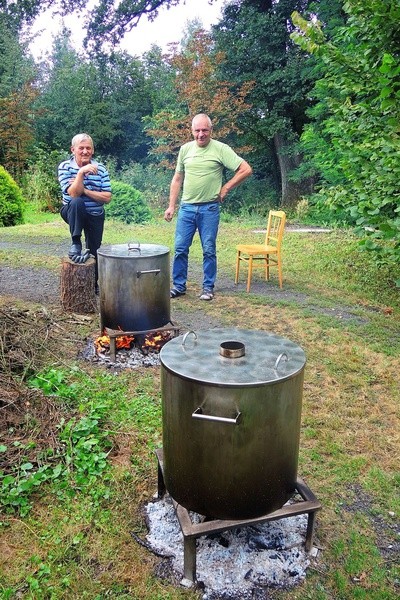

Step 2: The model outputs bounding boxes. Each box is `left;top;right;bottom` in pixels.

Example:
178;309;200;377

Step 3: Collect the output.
164;113;252;300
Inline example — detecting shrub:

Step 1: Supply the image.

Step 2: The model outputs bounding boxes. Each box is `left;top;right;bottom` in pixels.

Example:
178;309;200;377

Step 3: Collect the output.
0;166;25;227
117;162;171;213
222;177;278;218
105;181;152;224
21;148;65;213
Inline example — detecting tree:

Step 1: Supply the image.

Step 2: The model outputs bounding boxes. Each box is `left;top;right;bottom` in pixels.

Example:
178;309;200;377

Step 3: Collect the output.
35;29;153;164
34;31;89;151
146;29;254;168
291;0;400;263
1;0;196;50
0;16;38;179
211;0;322;208
0;83;39;179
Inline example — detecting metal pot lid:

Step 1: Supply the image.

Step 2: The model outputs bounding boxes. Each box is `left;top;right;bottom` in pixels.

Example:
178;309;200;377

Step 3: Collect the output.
160;328;306;386
97;242;169;258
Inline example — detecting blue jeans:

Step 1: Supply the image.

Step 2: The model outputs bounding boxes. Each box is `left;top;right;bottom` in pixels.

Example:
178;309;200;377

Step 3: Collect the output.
172;202;220;292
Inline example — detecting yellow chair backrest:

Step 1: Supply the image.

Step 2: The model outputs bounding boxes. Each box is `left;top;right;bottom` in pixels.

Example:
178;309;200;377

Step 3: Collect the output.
265;210;286;248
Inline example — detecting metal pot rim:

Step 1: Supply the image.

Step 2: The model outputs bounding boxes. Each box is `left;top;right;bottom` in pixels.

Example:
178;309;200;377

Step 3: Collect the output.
160;328;306;386
98;242;170;259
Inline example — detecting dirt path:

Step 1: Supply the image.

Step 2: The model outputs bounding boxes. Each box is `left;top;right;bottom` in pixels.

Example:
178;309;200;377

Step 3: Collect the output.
0;234;370;332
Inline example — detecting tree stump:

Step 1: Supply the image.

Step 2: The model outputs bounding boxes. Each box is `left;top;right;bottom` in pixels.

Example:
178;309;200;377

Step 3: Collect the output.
60;257;97;314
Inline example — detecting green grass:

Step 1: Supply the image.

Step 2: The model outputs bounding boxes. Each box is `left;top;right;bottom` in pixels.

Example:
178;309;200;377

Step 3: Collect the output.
0;213;399;599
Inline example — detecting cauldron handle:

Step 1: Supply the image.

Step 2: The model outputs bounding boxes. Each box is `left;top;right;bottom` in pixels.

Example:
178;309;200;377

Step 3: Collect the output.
182;330;197;346
192;407;241;425
128;242;141;254
136;269;161;278
274;352;288;370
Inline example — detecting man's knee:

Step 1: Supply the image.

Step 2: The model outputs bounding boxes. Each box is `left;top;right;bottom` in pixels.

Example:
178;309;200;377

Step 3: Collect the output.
202;240;217;257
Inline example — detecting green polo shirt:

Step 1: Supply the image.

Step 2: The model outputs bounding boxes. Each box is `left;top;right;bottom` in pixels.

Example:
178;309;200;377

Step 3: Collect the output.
176;139;243;204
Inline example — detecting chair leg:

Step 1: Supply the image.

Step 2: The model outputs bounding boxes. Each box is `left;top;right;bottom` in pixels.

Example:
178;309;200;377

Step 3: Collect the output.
247;256;253;292
265;255;270;281
277;254;283;288
235;251;240;284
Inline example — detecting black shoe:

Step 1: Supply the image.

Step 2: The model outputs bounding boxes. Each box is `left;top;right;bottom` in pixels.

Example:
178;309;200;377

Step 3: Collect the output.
69;243;82;258
170;288;186;298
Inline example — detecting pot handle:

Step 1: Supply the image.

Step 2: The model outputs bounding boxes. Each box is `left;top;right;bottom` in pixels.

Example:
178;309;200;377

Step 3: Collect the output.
274;352;288;370
128;242;141;254
182;330;197;346
136;269;161;277
192;407;241;425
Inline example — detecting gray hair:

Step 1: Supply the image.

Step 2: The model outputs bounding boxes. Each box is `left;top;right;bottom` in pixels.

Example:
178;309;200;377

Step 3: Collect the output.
191;114;212;129
71;133;94;149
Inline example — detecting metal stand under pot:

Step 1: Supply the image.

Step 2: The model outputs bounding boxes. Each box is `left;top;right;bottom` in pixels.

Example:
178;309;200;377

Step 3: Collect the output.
155;448;321;585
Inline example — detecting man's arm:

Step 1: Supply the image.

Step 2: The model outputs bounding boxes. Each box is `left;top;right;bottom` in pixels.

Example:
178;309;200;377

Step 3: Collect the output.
219;160;253;202
67;163;96;197
68;163;111;204
83;189;112;204
164;171;184;221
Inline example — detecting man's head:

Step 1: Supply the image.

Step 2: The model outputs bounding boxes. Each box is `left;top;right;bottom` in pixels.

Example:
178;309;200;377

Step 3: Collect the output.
71;133;94;167
191;114;212;147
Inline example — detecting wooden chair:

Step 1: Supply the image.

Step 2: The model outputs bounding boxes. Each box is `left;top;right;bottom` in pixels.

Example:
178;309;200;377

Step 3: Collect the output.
235;210;286;291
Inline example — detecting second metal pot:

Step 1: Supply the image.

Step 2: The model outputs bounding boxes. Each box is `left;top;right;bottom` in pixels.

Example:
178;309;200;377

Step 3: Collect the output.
98;242;170;332
160;328;306;520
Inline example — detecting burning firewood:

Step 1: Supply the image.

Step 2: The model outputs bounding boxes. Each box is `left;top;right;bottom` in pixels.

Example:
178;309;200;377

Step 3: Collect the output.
95;329;135;354
141;331;172;352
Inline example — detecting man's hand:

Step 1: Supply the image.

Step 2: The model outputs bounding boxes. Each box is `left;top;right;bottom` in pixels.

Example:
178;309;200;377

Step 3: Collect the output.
218;186;230;202
164;207;175;222
80;163;98;176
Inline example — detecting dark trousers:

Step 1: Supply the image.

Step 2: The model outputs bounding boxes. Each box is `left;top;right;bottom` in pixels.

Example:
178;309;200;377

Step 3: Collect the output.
61;198;105;281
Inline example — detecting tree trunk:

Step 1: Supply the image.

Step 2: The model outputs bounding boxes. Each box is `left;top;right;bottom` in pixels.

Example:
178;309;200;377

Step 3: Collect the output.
274;133;314;209
60;257;97;314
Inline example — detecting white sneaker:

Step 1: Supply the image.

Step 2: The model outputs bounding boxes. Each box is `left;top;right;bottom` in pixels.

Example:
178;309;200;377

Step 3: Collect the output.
199;290;214;301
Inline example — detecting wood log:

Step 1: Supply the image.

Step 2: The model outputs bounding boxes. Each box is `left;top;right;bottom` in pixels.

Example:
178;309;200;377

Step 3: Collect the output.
60;257;97;314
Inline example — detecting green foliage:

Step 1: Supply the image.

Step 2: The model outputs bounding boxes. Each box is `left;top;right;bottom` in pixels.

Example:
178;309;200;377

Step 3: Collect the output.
222;176;278;217
0;462;61;517
0;19;38;179
21;147;65;213
35;31;152;165
117;161;171;212
0;165;25;226
0;368;114;516
291;1;400;263
106;180;152;224
212;1;324;206
28;367;80;403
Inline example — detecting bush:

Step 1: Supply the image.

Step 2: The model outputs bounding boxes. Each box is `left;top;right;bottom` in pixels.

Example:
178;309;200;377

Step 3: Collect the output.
105;181;152;224
21;148;65;213
117;162;171;213
0;166;25;227
222;177;278;218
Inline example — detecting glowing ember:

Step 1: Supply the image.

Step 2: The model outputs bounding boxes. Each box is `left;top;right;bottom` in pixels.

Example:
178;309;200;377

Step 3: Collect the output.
142;331;172;352
94;328;174;357
95;329;135;353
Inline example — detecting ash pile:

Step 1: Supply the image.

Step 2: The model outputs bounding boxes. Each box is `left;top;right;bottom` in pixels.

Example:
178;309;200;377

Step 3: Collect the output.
144;494;316;599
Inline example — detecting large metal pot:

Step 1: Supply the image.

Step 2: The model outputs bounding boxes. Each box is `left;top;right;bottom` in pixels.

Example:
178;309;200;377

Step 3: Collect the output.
97;242;170;332
160;328;306;520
